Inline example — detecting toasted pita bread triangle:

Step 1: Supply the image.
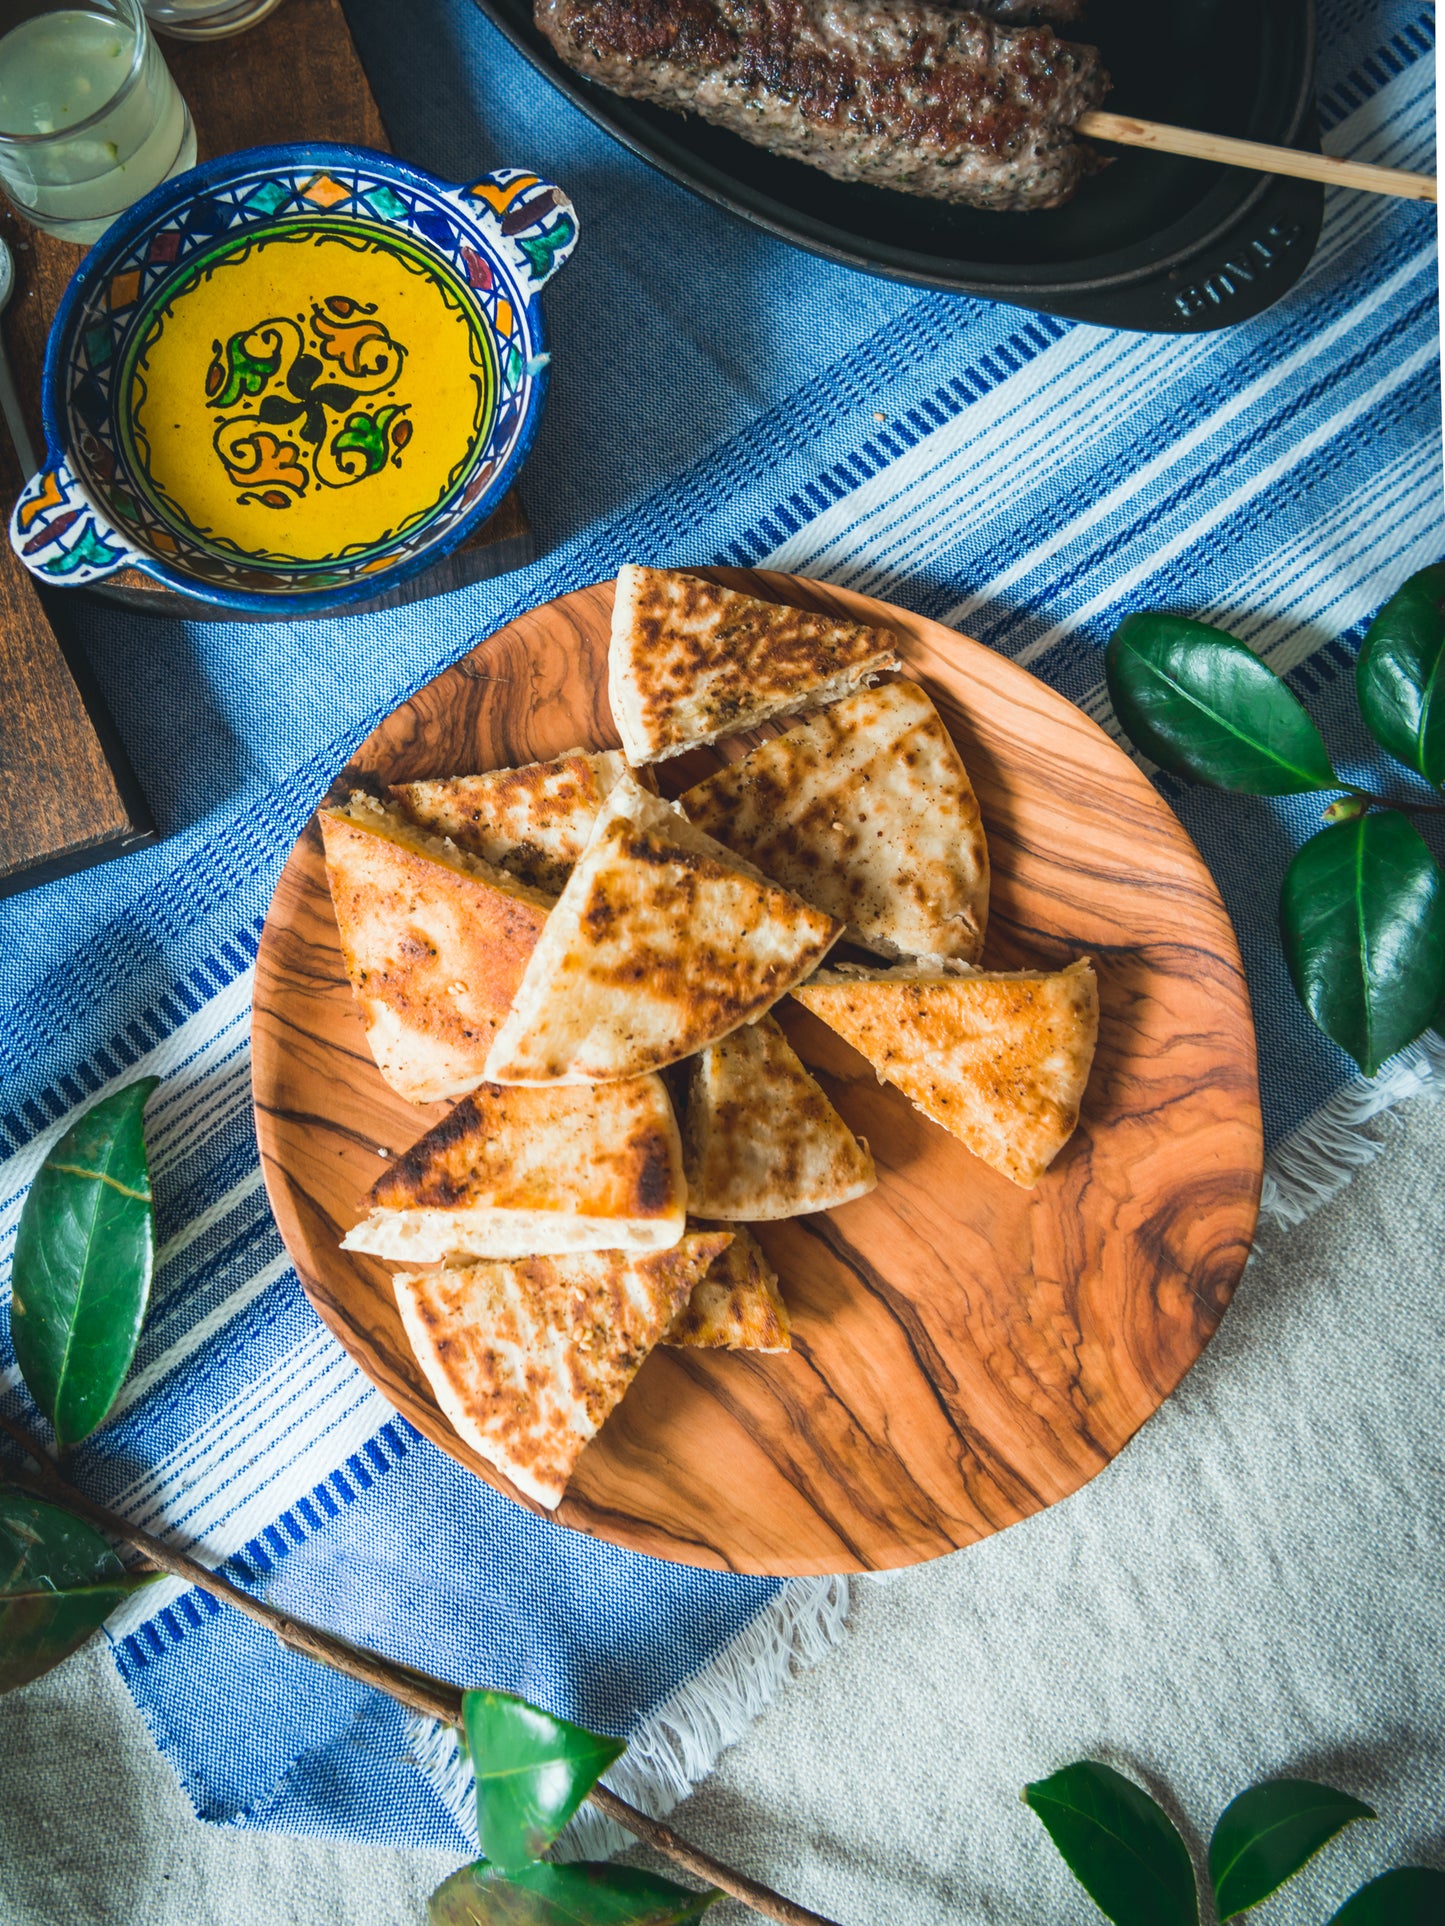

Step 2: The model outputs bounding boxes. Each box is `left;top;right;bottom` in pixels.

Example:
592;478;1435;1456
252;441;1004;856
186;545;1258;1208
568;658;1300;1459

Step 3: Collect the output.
792;960;1098;1188
608;565;901;764
394;1230;731;1507
484;773;842;1084
683;1015;875;1219
682;679;989;965
320;793;552;1104
667;1223;791;1353
388;749;630;894
342;1075;685;1263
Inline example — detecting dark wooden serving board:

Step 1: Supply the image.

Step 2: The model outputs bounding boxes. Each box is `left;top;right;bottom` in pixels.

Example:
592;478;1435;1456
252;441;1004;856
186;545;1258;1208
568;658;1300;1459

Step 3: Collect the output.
0;0;535;621
0;0;536;896
252;570;1264;1575
0;488;157;896
0;337;156;892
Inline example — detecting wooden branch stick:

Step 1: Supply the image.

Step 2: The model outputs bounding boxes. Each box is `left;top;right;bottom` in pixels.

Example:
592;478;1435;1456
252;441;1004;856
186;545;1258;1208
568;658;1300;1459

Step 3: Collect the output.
0;1409;54;1465
1077;111;1438;203
0;1442;840;1926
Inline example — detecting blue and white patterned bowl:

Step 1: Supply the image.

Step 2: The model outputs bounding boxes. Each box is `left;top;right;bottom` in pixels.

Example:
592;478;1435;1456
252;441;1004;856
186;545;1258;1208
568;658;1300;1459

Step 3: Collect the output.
8;142;577;614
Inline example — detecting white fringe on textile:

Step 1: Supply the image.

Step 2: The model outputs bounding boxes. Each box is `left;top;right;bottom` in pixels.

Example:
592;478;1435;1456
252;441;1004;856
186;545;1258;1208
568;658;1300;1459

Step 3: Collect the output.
406;1574;849;1861
404;1049;1443;1851
1259;1030;1445;1231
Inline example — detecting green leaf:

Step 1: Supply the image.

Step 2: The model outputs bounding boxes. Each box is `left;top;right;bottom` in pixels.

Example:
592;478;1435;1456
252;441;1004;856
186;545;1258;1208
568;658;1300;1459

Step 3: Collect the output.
1105;613;1337;794
1355;564;1445;786
10;1079;159;1448
462;1689;627;1874
1024;1761;1199;1926
1330;1868;1445;1924
0;1491;158;1692
428;1862;720;1924
1280;813;1445;1075
1209;1779;1375;1918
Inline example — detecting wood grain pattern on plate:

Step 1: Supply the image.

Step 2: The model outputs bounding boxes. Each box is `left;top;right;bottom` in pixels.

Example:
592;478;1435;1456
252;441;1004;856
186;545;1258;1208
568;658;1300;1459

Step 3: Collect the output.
252;569;1262;1575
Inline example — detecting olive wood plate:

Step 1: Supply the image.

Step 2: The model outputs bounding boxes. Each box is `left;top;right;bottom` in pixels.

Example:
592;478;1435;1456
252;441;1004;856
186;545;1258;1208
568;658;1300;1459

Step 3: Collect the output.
252;569;1263;1575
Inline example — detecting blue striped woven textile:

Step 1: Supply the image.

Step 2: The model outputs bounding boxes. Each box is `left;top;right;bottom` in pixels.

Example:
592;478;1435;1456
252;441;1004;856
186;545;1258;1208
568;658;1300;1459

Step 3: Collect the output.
1;0;1438;1849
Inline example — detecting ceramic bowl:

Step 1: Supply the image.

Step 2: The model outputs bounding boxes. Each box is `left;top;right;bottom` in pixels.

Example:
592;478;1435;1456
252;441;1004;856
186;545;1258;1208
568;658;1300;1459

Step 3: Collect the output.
9;142;578;613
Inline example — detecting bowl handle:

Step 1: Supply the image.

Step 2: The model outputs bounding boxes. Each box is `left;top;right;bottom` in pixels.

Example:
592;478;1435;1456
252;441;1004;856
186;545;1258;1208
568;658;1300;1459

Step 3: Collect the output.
10;457;136;587
453;169;579;289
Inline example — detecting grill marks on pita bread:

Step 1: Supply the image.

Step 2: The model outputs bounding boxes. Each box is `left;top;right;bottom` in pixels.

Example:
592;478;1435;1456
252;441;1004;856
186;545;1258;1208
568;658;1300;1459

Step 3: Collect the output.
608;565;901;764
342;1076;685;1263
667;1225;792;1352
322;575;1112;1514
683;1015;876;1220
393;1231;731;1508
319;793;552;1105
682;679;989;965
387;749;630;895
792;960;1099;1188
484;773;842;1085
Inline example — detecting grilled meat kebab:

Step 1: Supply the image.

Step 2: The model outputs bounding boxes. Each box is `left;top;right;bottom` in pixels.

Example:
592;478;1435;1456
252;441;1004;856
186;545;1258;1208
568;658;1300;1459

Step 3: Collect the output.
536;0;1109;210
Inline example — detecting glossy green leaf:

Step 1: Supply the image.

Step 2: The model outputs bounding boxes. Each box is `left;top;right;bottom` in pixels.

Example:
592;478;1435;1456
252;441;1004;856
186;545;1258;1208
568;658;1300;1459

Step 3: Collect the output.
1330;1868;1445;1924
1209;1779;1375;1918
1106;613;1337;794
1024;1761;1199;1926
429;1862;720;1925
0;1491;158;1692
462;1689;626;1874
1280;814;1445;1075
10;1079;159;1447
1355;564;1445;786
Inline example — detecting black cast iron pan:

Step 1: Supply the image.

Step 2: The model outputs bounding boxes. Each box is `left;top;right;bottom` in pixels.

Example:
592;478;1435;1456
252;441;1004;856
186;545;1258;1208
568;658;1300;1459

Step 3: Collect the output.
473;0;1323;331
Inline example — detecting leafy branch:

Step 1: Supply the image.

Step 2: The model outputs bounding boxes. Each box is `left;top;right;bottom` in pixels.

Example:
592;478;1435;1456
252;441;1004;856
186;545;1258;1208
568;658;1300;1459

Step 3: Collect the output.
1105;566;1445;1077
0;1432;836;1910
0;1090;839;1926
1025;1759;1445;1924
9;965;1445;1920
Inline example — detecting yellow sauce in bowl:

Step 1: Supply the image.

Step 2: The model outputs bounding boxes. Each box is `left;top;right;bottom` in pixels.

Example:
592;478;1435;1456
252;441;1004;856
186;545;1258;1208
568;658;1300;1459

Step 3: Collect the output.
126;220;495;568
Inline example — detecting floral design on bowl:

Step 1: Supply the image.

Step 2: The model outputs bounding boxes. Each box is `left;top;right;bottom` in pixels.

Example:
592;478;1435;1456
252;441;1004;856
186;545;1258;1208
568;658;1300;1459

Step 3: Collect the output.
9;142;578;614
201;297;413;511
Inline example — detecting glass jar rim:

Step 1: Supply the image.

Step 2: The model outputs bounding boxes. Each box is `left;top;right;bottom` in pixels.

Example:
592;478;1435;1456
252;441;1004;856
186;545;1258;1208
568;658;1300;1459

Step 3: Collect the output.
0;0;150;147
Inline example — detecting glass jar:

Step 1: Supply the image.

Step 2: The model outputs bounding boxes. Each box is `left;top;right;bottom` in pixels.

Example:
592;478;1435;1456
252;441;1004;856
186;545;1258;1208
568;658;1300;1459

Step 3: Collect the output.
0;0;197;245
144;0;284;42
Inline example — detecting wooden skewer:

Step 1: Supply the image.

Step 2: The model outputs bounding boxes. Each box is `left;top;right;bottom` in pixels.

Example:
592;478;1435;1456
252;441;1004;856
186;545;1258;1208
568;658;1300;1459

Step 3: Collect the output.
1077;111;1438;204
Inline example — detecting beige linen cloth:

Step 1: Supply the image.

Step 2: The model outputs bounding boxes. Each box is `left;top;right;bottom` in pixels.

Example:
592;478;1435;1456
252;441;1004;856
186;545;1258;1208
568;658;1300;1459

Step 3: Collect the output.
2;1089;1442;1925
